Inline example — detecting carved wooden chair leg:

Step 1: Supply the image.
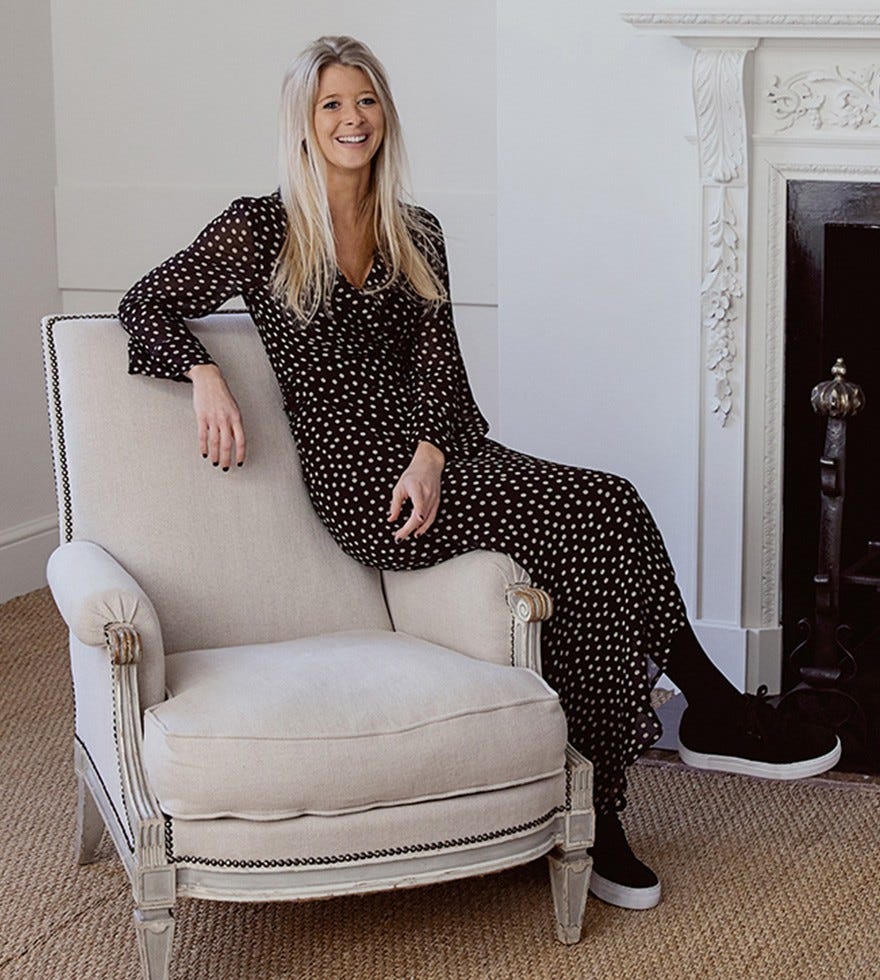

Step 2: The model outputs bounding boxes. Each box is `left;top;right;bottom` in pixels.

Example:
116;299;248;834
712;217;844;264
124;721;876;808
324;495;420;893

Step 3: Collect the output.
135;907;175;980
548;846;592;944
548;743;594;944
75;769;104;865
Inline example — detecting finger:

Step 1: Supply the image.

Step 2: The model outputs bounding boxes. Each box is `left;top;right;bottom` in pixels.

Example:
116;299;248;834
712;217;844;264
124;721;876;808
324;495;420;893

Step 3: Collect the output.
415;502;439;537
219;422;234;471
198;416;209;459
207;421;221;466
232;418;247;467
394;511;422;542
388;484;407;522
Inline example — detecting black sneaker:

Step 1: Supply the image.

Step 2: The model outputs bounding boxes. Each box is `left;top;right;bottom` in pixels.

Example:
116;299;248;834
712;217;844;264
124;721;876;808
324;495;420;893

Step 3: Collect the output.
677;685;841;780
588;812;661;910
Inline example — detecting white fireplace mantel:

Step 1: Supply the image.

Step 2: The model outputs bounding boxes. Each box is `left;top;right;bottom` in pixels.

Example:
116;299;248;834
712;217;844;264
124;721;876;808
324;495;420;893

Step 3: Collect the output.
622;12;880;39
624;13;880;691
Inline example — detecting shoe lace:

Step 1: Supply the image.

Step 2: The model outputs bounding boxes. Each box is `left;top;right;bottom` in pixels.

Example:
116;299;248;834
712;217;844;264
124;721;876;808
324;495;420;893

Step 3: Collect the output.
742;684;787;742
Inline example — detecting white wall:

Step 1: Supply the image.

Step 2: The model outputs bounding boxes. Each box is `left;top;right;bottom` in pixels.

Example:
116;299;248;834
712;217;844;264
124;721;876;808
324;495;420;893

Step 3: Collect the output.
0;0;62;601
498;0;699;607
1;0;496;600
50;0;496;401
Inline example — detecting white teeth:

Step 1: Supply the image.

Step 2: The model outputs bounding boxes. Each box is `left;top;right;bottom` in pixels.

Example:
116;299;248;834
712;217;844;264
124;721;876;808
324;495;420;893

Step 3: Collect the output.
337;135;367;143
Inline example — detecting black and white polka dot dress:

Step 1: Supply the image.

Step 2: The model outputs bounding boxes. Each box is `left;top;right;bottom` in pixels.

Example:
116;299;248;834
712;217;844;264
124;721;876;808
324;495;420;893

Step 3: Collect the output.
119;191;689;814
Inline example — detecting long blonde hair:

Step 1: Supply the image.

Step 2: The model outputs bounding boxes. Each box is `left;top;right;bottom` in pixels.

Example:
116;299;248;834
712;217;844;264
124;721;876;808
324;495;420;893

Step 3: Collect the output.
272;35;446;321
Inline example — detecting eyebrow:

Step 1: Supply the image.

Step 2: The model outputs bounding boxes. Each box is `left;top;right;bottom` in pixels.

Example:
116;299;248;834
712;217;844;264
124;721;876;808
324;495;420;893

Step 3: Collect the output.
317;90;377;101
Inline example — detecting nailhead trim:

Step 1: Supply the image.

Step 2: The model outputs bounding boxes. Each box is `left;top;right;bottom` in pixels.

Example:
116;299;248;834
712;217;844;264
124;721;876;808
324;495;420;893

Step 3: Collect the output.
167;805;563;869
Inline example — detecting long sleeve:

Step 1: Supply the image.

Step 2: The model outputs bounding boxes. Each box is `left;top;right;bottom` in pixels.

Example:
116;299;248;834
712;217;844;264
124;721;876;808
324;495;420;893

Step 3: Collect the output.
407;213;489;458
118;197;260;382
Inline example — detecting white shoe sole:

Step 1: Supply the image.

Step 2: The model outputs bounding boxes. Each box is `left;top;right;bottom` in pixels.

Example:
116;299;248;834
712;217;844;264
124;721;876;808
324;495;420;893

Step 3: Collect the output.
589;870;661;910
677;736;842;780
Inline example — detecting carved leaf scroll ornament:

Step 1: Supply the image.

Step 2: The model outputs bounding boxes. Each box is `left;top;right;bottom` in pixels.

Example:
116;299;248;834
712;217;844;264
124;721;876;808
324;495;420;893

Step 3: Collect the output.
694;48;746;183
701;188;742;424
767;65;880;132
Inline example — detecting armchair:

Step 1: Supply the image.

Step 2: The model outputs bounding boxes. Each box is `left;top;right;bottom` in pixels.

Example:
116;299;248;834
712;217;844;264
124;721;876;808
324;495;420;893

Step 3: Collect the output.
41;311;593;980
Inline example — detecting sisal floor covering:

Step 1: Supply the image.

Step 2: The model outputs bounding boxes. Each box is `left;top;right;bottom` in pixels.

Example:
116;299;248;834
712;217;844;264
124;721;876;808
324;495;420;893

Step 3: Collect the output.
1;587;879;980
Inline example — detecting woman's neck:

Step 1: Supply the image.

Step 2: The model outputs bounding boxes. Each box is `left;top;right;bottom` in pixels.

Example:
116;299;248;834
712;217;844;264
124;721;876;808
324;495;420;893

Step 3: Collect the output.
326;168;373;231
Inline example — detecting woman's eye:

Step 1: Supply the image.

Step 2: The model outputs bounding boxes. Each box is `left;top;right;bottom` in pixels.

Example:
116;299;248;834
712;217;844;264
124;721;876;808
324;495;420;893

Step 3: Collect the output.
359;97;376;106
321;100;340;110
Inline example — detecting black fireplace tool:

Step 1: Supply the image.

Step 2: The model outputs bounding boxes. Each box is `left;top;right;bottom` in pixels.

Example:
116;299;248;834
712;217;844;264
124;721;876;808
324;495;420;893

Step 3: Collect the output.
779;359;879;771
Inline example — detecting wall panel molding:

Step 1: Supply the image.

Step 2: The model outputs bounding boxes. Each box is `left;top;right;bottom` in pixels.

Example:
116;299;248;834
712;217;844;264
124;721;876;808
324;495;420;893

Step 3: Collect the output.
55;184;497;307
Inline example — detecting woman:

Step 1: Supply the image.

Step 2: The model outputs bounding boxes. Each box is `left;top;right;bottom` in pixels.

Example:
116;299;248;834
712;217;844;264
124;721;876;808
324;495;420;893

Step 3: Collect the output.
118;35;839;911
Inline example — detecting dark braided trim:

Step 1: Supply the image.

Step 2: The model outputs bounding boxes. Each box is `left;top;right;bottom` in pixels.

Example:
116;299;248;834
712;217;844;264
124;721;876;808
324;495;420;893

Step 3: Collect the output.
169;805;563;870
164;815;175;862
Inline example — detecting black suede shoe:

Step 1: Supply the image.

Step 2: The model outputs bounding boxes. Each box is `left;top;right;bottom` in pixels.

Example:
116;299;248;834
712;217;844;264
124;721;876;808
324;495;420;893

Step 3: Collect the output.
588;812;661;910
678;685;841;780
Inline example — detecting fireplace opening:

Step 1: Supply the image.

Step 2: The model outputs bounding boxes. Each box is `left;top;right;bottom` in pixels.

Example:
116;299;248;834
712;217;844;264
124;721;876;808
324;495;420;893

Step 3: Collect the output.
783;180;880;765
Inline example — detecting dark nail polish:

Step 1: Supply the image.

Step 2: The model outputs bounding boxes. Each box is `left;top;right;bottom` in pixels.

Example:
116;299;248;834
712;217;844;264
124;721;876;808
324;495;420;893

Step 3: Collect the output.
212;462;218;467
202;453;208;459
237;462;243;467
222;466;229;472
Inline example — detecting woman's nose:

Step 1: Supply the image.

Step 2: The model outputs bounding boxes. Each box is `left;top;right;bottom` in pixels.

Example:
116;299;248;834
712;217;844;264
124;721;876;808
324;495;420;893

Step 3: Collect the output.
343;103;364;124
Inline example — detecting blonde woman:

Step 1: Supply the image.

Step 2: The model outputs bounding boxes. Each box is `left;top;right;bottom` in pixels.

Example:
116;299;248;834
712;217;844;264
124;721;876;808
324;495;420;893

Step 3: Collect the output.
119;35;840;911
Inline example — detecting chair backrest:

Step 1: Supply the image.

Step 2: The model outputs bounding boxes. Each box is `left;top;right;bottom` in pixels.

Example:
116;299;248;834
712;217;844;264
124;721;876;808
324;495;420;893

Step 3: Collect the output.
42;312;392;654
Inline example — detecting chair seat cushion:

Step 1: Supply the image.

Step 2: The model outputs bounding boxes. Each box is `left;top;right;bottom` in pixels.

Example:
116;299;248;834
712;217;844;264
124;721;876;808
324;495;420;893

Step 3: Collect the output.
143;629;568;820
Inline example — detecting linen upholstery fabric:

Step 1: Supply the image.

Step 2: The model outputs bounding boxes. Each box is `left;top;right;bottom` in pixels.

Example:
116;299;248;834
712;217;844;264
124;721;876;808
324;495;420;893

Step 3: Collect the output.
167;774;565;866
382;551;526;667
68;633;132;844
47;540;166;709
143;630;568;820
48;315;392;656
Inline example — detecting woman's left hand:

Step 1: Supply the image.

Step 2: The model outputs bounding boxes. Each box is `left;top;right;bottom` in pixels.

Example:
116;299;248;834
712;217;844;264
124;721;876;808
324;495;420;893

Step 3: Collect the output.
388;441;445;541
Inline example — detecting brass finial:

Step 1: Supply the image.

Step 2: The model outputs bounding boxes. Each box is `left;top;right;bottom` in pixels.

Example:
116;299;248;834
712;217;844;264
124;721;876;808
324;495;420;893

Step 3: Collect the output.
811;358;865;418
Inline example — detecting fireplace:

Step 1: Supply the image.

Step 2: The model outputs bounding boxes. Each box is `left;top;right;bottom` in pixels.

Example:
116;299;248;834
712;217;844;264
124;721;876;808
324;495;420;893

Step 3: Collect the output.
783;181;880;689
623;12;880;695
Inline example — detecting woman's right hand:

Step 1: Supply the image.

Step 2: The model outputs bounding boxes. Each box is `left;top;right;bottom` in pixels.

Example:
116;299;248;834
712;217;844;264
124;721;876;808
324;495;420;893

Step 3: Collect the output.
185;363;247;470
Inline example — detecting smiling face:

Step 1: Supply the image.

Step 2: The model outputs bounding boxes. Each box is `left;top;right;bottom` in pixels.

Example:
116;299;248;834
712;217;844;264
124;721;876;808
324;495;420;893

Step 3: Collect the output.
312;63;385;179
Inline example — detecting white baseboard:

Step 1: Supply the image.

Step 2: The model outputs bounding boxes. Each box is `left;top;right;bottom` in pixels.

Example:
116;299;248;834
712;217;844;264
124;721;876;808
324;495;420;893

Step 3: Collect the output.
0;515;58;603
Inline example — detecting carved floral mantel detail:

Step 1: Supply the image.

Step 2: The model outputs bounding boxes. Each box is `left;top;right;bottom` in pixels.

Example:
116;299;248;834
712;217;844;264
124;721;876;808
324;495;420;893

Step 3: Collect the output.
767;65;880;131
693;47;750;425
702;188;741;421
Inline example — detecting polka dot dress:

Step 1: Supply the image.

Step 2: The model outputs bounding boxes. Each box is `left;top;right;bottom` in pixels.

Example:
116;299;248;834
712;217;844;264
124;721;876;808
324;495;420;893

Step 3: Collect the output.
119;191;689;814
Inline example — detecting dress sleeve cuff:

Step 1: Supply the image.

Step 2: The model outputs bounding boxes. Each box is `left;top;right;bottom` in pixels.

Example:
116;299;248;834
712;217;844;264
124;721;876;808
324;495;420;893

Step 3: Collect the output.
412;434;450;461
127;335;215;383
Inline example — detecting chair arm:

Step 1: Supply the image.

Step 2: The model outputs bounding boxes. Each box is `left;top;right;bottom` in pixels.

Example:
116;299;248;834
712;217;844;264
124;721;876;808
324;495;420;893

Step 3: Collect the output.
506;582;553;674
47;540;166;709
381;550;551;669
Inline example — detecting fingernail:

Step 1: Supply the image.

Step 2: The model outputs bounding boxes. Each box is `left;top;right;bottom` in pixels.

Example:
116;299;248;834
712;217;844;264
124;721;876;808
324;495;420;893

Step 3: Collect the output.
212;462;218;467
237;462;243;467
202;453;208;459
222;466;229;472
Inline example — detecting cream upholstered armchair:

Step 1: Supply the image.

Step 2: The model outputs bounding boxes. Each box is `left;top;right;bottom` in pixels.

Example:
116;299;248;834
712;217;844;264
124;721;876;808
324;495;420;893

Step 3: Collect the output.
41;311;594;980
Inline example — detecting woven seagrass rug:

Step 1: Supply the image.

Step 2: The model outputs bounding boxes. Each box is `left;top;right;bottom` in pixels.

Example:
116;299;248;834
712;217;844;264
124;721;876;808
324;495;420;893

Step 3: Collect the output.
2;587;879;980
